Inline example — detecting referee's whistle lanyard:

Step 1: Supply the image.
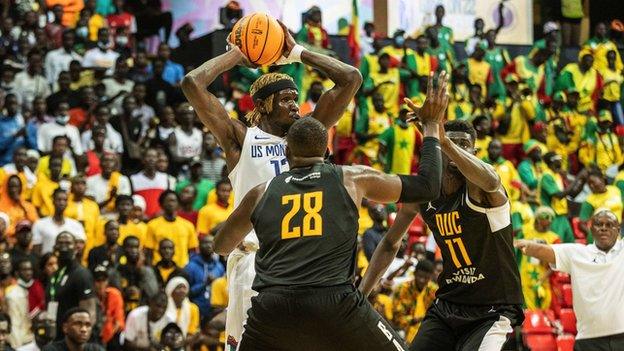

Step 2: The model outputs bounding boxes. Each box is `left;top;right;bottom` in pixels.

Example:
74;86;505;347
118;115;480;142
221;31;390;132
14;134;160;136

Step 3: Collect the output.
48;266;67;301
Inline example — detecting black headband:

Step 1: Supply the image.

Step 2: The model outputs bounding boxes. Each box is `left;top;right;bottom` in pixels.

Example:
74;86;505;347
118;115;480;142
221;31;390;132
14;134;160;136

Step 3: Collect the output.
252;79;298;101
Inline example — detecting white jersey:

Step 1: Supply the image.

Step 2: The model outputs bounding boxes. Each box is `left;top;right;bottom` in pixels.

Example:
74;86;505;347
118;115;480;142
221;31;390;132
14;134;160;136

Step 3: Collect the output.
228;126;288;245
173;127;203;158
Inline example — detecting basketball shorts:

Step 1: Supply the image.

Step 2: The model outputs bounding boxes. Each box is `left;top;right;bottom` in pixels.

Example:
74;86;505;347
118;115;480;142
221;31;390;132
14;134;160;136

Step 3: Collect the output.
410;298;524;351
574;332;624;351
225;248;257;351
238;284;408;351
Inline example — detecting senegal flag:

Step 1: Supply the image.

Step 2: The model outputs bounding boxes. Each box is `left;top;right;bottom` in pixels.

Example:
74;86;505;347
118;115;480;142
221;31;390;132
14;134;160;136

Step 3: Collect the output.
347;0;360;66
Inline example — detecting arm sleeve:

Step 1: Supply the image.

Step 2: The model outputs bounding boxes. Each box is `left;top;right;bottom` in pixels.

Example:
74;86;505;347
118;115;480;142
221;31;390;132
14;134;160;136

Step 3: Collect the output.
551;244;579;274
397;137;442;203
76;269;95;300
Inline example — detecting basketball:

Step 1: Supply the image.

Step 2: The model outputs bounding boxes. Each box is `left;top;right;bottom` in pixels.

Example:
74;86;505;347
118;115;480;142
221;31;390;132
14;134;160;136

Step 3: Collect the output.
230;12;285;66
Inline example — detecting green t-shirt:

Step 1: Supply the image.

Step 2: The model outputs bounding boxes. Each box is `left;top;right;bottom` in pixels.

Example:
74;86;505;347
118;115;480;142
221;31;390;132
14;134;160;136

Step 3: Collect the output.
175;179;215;211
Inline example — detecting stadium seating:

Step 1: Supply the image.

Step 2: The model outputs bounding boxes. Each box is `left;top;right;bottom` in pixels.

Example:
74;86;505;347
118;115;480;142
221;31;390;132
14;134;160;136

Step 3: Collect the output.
557;334;575;351
559;309;577;335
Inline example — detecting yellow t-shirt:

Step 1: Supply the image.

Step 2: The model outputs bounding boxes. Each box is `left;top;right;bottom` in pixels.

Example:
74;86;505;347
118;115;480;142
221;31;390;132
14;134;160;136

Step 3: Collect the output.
467;58;491;96
145;216;199;267
600;67;623;102
392;281;438;343
119;221;148;247
358;206;373;235
369;68;401;116
30;176;60;217
65;197;101;250
196;203;233;236
175;303;200;335
210;277;228;308
493;159;521;201
36;156;73;179
584;185;623;222
494;98;536;144
373;293;393;321
475;136;492;160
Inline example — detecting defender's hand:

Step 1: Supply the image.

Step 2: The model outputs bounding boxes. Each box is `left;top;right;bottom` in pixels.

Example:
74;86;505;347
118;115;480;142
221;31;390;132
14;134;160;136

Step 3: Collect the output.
405;71;449;126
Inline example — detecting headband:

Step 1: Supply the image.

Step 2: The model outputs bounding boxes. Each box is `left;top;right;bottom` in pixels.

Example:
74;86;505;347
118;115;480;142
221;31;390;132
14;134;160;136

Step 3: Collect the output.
252;79;298;101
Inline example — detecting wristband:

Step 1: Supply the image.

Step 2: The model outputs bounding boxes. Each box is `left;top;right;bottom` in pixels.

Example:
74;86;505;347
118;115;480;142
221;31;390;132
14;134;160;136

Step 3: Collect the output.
275;44;306;65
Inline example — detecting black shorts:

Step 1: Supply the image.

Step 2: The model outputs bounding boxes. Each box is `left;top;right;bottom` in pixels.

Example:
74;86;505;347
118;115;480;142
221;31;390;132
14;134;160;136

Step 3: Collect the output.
574;333;624;351
239;284;408;351
410;299;523;351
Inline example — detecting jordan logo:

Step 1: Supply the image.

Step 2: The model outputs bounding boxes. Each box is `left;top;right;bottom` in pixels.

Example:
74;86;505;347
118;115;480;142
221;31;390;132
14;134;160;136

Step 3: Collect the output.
426;202;436;211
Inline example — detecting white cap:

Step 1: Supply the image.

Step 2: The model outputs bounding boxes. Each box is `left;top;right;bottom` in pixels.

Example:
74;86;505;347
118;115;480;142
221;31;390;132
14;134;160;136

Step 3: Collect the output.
543;21;560;34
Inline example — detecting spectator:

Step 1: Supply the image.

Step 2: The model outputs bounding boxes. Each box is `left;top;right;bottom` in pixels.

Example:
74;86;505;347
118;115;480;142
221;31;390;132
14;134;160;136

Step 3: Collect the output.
86;153;131;216
556;49;602;113
13;50;50;109
19;311;56;350
154;43;183;86
45;232;96;340
0;312;14;351
107;0;136;53
122;291;171;350
516;206;560;311
392;260;437;343
354;92;392;167
559;0;583;46
6;258;45;348
84;125;106;176
196;180;233;237
362;203;386;261
0;94;24;166
44;30;82;86
515;210;624;351
473;116;492;160
127;0;173;44
37;101;84;156
296;6;330;50
131;83;155;129
130;148;169;218
154;238;188;287
82;28;119;75
93;265;124;348
38;252;58;291
184;235;225;320
68;85;98;131
2;147;37;199
600;50;623;125
466;40;492;97
87;220;122;271
68;60;95;91
0;176;38;237
32;189;85;254
176;159;214;211
117;235;158;311
579;110;624;176
145;57;178;108
164;277;200;340
8;221;39;275
540;152;585;243
113;195;147;245
35;135;75;180
41;307;103;351
81;105;124;154
484;139;523;201
101;58;134;113
65;174;101;250
30;157;65;217
484;30;511;100
378;106;422;175
199;133;226;184
579;167;623;240
128;50;152;83
583;22;622;72
159;322;185;351
168;103;202;173
176;185;198;226
429;5;454;52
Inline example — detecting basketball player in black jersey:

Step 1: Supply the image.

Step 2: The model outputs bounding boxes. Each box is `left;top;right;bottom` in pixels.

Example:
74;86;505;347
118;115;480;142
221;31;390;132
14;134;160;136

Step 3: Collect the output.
212;73;449;351
361;118;524;351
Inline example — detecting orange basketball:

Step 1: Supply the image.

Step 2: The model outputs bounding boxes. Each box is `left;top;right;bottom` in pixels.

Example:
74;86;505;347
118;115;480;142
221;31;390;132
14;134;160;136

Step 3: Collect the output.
230;13;285;66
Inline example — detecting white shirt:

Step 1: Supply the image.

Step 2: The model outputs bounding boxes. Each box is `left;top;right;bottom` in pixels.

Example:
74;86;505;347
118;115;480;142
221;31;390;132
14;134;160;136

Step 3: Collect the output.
44;48;82;84
101;77;134;113
122;305;172;348
6;284;32;347
36;122;84;155
81;123;124;154
16;341;39;351
86;173;132;205
82;48;120;75
552;240;624;339
172;127;202;159
13;71;50;108
32;216;86;254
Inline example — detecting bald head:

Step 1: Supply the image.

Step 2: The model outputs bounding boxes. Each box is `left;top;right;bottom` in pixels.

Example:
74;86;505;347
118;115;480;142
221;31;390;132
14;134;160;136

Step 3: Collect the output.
286;118;327;158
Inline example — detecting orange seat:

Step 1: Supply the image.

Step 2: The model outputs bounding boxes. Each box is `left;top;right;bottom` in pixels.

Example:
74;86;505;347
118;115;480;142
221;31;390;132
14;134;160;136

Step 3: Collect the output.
523;310;554;334
524;334;557;351
560;308;577;335
562;284;573;307
557;334;575;351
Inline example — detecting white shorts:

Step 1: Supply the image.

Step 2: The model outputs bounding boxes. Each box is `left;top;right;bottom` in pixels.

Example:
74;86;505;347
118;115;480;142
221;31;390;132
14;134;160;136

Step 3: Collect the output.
225;248;257;351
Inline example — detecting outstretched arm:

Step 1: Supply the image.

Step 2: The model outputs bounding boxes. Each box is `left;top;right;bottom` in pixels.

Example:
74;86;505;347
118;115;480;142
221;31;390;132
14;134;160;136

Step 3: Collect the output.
359;203;419;296
279;23;362;128
181;48;247;171
514;239;556;266
214;183;265;255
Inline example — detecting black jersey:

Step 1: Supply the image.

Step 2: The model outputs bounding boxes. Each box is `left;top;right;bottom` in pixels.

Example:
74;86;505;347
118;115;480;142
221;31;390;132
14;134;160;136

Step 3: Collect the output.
251;163;359;291
419;184;523;305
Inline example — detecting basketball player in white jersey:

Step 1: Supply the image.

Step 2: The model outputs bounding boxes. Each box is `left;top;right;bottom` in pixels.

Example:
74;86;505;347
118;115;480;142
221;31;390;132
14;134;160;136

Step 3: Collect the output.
181;24;362;350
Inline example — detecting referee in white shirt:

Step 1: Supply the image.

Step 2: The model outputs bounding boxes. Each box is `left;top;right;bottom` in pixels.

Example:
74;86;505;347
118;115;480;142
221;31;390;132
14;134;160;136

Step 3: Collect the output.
515;209;624;351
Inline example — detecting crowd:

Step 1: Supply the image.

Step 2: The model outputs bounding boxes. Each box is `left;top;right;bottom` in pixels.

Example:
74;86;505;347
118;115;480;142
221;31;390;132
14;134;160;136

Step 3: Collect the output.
0;0;622;349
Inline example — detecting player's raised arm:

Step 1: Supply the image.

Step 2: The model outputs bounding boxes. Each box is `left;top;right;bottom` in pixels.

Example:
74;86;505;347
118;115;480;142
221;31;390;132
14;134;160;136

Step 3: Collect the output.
214;183;266;256
514;239;556;265
181;48;248;170
359;202;420;296
278;22;362;128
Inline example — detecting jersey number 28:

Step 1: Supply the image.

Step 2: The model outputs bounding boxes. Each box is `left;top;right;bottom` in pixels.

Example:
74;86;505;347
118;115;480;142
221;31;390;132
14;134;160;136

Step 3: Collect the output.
281;191;323;239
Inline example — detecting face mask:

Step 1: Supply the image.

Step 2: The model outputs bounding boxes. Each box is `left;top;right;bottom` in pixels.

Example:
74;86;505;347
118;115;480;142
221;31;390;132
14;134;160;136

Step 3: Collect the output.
97;40;110;51
57;249;74;264
56;114;70;125
394;36;405;46
76;26;88;38
115;35;129;46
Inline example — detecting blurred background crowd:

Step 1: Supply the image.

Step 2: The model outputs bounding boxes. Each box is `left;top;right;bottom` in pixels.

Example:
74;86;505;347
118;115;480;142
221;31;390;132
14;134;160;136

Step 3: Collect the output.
0;0;622;350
